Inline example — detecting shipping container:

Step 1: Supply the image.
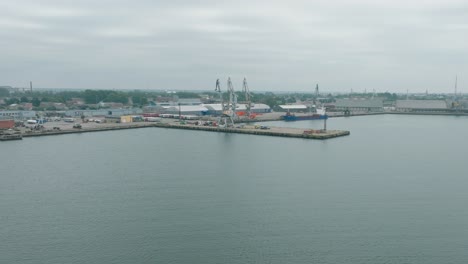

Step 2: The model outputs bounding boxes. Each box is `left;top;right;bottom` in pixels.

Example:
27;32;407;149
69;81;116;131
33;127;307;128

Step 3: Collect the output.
0;120;15;129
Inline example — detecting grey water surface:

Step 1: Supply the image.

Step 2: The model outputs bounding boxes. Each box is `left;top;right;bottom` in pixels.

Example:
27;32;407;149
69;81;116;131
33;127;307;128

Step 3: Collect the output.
1;115;468;264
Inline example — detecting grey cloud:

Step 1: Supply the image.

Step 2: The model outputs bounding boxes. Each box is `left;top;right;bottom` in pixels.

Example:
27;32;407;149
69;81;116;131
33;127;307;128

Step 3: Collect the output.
0;0;467;92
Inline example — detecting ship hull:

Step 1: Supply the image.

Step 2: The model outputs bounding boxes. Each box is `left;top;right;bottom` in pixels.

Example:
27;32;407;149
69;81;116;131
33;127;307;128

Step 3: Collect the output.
282;114;328;121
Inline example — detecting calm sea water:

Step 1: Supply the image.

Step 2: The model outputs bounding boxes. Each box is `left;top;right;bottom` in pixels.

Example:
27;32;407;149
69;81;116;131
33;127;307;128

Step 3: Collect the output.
1;115;468;264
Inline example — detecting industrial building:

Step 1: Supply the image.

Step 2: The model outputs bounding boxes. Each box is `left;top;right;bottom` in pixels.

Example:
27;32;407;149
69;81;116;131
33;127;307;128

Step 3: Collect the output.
334;99;384;112
0;110;36;120
163;105;209;116
143;103;271;117
150;98;202;106
395;100;448;113
203;103;271;116
176;98;203;105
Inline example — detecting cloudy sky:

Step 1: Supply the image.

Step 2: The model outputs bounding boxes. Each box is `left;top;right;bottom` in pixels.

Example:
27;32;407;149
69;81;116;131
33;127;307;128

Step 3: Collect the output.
1;0;467;92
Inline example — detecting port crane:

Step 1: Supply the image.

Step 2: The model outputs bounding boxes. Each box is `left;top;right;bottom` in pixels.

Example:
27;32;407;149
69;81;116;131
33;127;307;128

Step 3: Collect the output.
215;79;226;110
226;77;238;126
215;78;228;127
312;84;319;107
216;77;237;127
242;78;252;119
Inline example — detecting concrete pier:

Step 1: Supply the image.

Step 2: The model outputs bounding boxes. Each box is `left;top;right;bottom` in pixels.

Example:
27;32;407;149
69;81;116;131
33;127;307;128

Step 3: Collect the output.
19;121;350;140
155;123;349;139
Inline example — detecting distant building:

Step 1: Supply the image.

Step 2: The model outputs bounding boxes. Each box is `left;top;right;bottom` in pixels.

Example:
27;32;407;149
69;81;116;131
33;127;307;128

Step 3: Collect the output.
143;103;271;116
152;98;203;106
67;98;85;106
39;102;68;110
142;105;165;113
7;104;20;110
177;98;202;105
22;103;33;110
154;96;174;106
163;105;209;116
334;98;384;112
99;102;124;108
395;100;448;112
0;110;36;120
204;103;271;116
458;100;468;109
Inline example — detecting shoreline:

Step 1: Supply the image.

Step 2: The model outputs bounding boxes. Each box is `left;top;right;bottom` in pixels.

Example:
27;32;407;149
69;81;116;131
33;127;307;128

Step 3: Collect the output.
8;111;466;141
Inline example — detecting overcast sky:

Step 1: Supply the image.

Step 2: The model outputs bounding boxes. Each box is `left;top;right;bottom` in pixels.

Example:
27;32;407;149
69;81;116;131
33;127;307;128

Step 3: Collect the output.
1;0;467;93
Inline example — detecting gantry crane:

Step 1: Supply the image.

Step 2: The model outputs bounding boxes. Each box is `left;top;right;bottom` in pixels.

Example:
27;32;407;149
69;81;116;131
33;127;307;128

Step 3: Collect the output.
215;77;237;127
215;78;226;110
226;77;238;125
215;79;228;127
242;78;252;118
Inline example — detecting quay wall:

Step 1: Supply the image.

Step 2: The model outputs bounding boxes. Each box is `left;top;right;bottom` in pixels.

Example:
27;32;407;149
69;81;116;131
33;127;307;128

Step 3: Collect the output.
20;122;349;140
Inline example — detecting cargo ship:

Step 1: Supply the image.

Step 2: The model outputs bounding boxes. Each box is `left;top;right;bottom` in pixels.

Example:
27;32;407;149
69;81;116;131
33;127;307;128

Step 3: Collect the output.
282;107;328;121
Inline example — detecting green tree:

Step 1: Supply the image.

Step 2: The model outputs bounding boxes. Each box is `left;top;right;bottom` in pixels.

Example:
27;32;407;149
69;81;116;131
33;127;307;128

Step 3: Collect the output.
132;95;148;106
0;87;9;97
32;97;41;107
104;92;128;104
175;92;201;98
83;90;107;104
6;98;19;104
